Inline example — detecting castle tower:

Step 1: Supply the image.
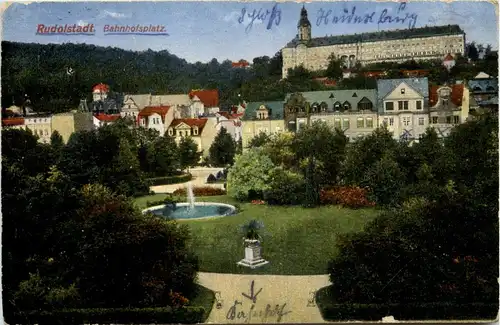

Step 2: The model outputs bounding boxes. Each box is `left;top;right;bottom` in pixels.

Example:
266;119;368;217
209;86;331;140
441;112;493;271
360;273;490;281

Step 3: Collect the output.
298;5;311;42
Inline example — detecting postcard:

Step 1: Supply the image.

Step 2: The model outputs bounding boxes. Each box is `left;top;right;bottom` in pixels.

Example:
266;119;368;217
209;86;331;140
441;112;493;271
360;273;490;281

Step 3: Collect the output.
1;0;498;324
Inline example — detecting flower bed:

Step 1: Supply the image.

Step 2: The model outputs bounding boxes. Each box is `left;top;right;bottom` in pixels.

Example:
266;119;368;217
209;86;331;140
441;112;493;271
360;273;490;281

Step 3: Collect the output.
173;186;226;197
320;186;375;209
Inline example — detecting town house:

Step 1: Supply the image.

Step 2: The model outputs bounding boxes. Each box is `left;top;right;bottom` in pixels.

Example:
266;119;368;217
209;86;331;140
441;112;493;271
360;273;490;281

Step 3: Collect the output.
241;101;285;149
138;106;174;135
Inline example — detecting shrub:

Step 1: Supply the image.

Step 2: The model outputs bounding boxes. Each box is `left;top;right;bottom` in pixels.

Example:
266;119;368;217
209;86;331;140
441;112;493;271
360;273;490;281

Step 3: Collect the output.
206;174;217;183
147;173;192;186
320;186;375;209
263;168;305;206
5;307;206;324
146;195;180;208
173;186;226;197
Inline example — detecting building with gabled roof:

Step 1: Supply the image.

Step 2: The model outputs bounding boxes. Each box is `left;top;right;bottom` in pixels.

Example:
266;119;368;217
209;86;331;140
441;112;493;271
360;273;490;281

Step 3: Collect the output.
93;113;122;128
241;101;285;149
189;89;220;115
166;118;217;158
428;83;470;138
377;78;430;142
138;106;174;135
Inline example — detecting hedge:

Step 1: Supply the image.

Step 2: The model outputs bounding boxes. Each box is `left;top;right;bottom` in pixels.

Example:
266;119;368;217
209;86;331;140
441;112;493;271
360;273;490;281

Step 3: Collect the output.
147;173;192;186
6;306;206;324
316;287;498;321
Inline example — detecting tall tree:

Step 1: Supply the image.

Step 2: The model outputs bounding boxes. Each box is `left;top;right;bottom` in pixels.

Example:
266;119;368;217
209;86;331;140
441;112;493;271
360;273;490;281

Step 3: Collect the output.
178;136;200;172
325;53;343;80
147;135;179;176
209;127;236;167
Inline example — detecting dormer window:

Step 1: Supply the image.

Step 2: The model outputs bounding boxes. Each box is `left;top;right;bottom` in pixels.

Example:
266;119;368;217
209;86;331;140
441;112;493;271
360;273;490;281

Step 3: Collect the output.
193;126;198;135
401;88;405;94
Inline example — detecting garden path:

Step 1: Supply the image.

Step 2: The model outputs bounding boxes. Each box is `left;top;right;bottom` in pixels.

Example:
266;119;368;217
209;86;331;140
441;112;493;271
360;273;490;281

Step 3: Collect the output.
198;272;330;324
150;167;225;194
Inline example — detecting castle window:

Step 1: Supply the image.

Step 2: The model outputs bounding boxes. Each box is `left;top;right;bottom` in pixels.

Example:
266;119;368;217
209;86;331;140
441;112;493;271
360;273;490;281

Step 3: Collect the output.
366;118;373;128
334;118;341;129
320;102;328;112
329;93;335;99
356;118;364;128
342;101;351;111
343;118;350;129
333;101;341;111
357;97;373;111
352;92;358;97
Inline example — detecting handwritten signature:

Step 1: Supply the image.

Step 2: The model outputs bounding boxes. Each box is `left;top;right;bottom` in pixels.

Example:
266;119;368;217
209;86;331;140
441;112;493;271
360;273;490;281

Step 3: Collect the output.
238;3;282;33
225;280;292;323
316;3;418;29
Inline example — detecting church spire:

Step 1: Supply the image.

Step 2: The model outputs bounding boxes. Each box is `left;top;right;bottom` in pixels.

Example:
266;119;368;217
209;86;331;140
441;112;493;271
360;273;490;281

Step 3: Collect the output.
298;5;311;41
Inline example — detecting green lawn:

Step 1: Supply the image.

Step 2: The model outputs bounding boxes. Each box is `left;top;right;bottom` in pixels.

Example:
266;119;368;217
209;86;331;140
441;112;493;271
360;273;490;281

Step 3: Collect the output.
134;194;380;275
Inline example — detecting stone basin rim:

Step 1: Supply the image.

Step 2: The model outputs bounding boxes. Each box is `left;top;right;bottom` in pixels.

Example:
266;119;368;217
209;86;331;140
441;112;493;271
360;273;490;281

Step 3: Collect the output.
142;202;237;220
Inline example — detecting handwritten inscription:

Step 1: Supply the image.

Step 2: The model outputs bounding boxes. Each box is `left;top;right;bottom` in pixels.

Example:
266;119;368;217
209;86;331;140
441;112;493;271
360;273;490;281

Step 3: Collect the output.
317;3;418;29
238;3;282;33
225;280;291;323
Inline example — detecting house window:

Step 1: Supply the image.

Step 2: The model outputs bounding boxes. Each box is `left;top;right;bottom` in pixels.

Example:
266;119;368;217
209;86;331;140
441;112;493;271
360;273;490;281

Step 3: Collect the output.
404;101;408;110
432;116;438;124
418;117;424;125
357;118;364;128
193;127;198;135
416;101;422;110
334;118;341;129
334;102;341;111
168;128;173;136
366;118;373;128
343;102;351;111
401;88;405;94
446;116;452;124
403;117;411;126
389;118;394;126
385;102;394;111
343;118;350;129
453;115;460;124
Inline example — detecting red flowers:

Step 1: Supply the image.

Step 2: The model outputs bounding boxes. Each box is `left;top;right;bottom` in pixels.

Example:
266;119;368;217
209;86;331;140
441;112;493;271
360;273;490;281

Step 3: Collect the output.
169;290;189;307
320;186;376;209
173;186;225;196
251;200;265;205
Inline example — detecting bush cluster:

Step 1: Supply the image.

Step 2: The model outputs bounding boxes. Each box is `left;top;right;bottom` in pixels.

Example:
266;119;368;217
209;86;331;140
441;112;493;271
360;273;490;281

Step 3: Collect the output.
173;186;226;197
320;186;375;209
263;169;305;206
148;173;192;186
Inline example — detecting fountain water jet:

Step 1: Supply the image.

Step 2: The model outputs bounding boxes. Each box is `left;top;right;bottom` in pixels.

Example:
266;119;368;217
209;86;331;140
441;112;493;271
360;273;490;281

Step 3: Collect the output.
187;182;195;210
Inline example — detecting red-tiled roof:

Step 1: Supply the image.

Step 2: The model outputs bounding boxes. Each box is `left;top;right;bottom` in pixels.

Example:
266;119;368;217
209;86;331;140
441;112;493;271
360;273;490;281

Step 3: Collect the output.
363;71;387;77
93;83;109;92
429;84;464;107
444;54;455;61
94;114;121;122
170;118;208;134
2;117;25;126
232;60;249;68
189;89;219;108
138;106;171;123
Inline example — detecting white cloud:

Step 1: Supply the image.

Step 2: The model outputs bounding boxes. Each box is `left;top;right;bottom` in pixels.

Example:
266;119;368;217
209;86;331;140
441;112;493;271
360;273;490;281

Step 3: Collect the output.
97;10;132;19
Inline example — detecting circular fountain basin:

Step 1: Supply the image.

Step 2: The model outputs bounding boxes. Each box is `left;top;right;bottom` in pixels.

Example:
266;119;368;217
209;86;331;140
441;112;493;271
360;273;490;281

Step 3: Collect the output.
143;202;237;220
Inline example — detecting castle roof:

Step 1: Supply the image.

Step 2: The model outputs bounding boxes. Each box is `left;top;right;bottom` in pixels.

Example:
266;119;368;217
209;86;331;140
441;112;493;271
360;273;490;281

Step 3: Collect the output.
285;24;464;48
93;83;109;93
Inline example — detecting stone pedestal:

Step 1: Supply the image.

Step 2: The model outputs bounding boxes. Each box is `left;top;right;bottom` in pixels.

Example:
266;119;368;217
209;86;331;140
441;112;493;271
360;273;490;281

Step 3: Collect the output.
237;239;269;269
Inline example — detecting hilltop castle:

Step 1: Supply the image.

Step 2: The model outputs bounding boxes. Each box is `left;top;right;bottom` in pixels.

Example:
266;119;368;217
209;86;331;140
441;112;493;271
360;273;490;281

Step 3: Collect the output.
281;6;466;78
